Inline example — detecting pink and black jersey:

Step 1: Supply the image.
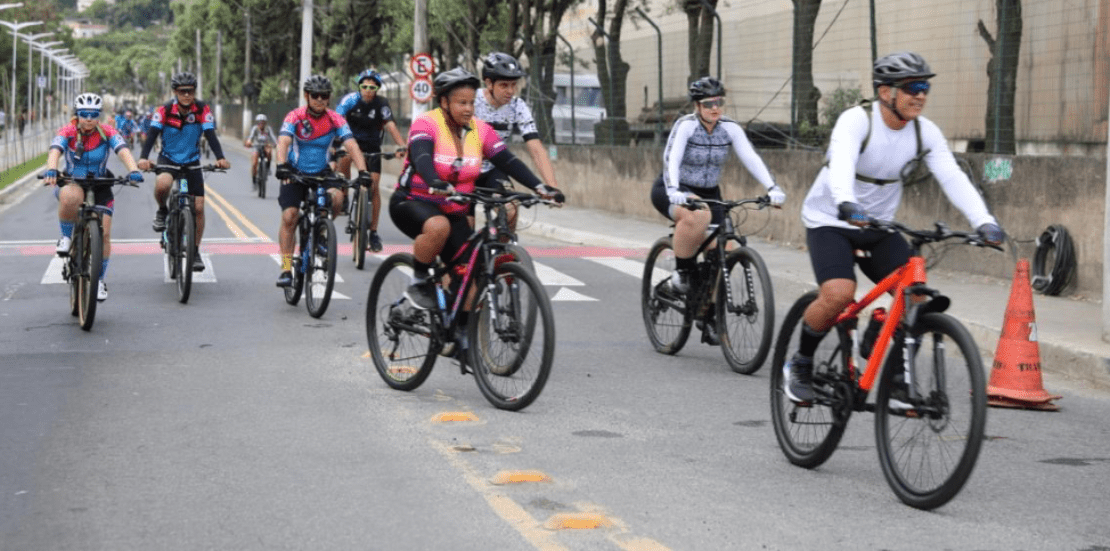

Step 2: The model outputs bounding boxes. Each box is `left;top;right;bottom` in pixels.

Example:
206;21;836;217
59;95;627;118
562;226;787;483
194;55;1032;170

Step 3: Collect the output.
400;108;506;215
279;107;353;175
50;122;127;178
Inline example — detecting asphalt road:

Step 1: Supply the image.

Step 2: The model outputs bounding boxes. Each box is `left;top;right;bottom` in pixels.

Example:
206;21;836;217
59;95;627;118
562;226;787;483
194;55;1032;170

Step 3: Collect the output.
0;146;1108;550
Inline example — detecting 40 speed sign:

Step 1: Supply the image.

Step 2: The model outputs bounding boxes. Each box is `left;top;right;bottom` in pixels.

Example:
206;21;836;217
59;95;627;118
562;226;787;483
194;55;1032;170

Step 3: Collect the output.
410;78;433;103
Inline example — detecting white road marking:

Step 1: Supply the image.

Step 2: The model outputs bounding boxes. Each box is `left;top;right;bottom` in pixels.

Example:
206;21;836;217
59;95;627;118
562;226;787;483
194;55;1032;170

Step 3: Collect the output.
551;287;597;302
268;254;349;299
41;257;66;284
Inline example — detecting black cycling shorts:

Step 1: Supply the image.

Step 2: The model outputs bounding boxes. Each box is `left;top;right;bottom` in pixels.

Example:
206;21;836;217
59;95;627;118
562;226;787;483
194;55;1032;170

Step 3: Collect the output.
278;171;344;211
390;193;471;263
806;225;911;285
357;141;383;174
155;158;205;197
649;174;724;226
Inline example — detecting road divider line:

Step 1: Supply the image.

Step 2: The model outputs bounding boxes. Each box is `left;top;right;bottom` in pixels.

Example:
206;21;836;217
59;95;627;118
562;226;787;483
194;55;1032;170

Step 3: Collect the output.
205;184;271;240
202;193;248;240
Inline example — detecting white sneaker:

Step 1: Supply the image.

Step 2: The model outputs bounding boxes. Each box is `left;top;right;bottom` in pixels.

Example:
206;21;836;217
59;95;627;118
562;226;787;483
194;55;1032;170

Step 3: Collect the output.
97;280;108;302
56;235;72;256
669;270;690;294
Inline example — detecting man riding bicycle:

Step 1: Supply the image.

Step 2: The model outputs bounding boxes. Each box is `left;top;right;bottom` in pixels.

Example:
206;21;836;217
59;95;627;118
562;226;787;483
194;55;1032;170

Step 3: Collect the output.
137;71;232;272
245;113;277;187
473;52;563;227
650;76;785;345
390;67;563;348
335;69;407;252
44;93;145;302
273;74;372;288
783;51;1004;404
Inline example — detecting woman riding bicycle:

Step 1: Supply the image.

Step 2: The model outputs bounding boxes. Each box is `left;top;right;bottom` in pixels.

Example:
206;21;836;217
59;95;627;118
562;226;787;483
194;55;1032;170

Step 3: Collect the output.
245;113;277;186
390;67;563;334
783;51;1004;404
650;76;785;343
44;92;144;302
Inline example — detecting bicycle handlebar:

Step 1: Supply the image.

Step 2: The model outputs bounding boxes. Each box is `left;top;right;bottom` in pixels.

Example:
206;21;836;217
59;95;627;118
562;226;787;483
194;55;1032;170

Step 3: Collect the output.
150;163;226;174
39;174;139;189
686;195;772;211
868;218;1004;251
445;187;558;208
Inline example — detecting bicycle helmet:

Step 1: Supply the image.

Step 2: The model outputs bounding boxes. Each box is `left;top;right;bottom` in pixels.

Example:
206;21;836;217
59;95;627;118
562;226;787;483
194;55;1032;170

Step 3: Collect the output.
303;74;332;94
688;76;725;102
73;93;103;111
170;72;197;90
434;67;481;102
872;51;935;87
481;52;526;81
357;69;382;86
255;113;267;122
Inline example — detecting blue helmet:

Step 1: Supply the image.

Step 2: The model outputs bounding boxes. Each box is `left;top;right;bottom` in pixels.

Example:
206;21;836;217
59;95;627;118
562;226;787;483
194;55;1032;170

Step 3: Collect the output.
357;69;382;86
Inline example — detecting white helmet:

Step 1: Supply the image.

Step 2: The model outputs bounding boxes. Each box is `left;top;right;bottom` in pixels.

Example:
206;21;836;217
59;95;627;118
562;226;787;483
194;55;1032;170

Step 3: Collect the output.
73;93;103;111
255;113;267;122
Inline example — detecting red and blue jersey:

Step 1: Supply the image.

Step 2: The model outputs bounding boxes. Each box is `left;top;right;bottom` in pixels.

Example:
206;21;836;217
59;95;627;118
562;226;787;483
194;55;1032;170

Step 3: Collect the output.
50;121;127;178
150;100;215;165
279;106;353;174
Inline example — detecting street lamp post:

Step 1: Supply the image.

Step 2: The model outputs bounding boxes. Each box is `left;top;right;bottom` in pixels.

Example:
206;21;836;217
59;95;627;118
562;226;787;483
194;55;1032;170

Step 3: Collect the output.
35;40;63;130
0;20;42;142
19;31;54;131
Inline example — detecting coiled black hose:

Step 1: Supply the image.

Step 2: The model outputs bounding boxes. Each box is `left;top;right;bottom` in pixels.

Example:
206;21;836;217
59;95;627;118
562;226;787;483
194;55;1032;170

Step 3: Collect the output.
1031;225;1076;296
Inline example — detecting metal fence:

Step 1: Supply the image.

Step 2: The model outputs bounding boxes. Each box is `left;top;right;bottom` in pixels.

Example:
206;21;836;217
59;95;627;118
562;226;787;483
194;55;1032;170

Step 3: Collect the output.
0;113;66;173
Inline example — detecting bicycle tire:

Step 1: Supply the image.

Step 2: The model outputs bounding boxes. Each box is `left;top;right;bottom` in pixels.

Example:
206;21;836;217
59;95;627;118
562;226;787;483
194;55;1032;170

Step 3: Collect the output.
770;291;851;468
257;163;268;199
68;226;82;317
470;262;555;411
718;247;775;374
78;219;102;331
504;243;536;274
496;246;539;375
176;207;195;304
641;237;693;354
875;312;987;510
352;185;368;270
306;217;337;318
366;252;439;390
284;224;305;305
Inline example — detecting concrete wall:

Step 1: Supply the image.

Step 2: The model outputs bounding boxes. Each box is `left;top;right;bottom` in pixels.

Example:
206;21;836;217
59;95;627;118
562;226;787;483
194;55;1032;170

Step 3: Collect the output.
522;144;1104;297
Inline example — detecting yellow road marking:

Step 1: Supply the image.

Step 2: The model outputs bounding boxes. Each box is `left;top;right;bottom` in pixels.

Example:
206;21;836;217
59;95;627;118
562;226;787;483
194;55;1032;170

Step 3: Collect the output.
543;512;612;530
204;184;271;240
490;470;551;485
202;193;247;239
432;411;479;423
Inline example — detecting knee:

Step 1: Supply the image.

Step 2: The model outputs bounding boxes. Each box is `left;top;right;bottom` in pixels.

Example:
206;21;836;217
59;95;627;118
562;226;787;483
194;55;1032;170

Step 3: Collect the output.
422;217;450;240
818;281;857;311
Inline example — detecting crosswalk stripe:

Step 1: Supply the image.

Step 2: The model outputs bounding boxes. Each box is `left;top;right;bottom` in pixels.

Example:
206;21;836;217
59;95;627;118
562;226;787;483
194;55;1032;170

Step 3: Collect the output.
41;257;65;284
586;256;664;283
551;287;597;301
163;254;218;283
267;254;350;299
532;261;584;286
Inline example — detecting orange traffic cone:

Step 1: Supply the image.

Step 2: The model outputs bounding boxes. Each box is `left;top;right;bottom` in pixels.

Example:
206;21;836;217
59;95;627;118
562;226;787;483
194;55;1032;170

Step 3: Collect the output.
986;259;1062;411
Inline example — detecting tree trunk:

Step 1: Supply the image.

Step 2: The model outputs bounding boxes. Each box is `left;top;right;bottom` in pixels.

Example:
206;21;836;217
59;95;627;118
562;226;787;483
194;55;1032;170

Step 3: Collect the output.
682;0;715;83
792;0;822;130
979;0;1022;154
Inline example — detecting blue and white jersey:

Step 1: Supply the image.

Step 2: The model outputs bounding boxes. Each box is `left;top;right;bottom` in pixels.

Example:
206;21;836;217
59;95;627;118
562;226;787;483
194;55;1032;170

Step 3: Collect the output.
50;121;127;178
150;100;215;165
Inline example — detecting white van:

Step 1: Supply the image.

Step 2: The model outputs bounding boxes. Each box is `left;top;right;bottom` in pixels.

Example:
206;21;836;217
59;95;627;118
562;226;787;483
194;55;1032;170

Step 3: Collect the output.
551;73;606;144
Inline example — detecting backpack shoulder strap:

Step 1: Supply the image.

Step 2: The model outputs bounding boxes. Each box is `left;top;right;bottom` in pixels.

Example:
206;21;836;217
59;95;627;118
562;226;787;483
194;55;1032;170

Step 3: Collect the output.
859;99;874;154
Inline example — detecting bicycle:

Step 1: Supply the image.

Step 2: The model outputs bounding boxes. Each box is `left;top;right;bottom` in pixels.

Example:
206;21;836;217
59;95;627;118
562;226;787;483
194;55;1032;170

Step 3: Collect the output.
770;219;998;510
42;174;137;331
346;150;396;270
282;170;342;318
154;163;224;304
641;196;776;374
253;145;271;199
365;188;556;411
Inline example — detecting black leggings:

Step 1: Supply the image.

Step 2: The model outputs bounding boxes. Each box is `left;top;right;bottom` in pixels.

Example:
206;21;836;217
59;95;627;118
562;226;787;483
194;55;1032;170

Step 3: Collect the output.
389;193;471;263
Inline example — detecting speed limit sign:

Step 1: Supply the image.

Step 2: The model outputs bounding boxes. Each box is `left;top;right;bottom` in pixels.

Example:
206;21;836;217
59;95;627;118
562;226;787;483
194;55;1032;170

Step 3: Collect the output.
410;53;435;78
410;77;433;103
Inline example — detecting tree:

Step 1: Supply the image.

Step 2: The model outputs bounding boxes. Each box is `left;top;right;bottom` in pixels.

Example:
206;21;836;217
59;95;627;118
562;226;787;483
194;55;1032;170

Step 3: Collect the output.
593;0;638;144
792;0;822;134
978;0;1021;154
681;0;715;83
512;0;580;143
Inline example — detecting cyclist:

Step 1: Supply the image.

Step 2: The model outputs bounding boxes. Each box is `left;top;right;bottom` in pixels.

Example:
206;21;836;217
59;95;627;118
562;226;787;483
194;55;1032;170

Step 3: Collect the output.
650;76;785;345
335;68;407;252
117;110;140;148
137;71;231;272
273;74;373;288
390;67;563;348
43;93;145;302
783;51;1004;404
474;52;562;226
245;113;277;187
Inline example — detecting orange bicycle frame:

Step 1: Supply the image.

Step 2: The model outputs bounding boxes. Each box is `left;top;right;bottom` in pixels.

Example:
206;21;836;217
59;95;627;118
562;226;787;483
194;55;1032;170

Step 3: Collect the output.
831;255;929;392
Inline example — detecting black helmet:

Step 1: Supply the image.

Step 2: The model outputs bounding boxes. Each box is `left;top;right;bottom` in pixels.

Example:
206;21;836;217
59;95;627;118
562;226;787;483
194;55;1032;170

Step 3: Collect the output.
872;51;935;87
688;76;725;102
434;67;481;102
303;74;332;94
481;52;526;81
170;72;197;90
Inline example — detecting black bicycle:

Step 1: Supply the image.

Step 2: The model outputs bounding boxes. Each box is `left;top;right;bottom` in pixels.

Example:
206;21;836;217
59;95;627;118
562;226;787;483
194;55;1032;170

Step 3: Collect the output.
642;196;776;374
283;171;341;318
42;174;137;331
154;163;224;304
253;145;271;199
346;151;396;270
366;188;556;411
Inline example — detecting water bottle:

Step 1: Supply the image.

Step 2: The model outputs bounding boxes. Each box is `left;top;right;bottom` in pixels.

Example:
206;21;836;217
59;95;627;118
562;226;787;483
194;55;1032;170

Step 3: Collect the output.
860;307;886;359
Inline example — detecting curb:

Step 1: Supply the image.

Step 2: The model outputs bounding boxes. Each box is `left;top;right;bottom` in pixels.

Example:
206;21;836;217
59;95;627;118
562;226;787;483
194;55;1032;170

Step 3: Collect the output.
0;164;47;213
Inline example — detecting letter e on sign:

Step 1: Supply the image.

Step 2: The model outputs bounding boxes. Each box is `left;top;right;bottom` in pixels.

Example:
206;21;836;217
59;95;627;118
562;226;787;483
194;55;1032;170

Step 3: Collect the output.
410;54;435;78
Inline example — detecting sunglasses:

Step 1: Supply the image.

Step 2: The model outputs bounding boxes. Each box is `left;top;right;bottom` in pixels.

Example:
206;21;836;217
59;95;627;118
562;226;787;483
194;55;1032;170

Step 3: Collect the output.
896;80;931;95
76;110;100;119
309;92;330;100
699;98;725;109
360;84;379;91
175;88;195;95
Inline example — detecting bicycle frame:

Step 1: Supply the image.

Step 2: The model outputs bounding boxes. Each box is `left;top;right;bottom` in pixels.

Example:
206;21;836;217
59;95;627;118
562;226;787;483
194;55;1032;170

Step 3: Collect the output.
681;197;768;314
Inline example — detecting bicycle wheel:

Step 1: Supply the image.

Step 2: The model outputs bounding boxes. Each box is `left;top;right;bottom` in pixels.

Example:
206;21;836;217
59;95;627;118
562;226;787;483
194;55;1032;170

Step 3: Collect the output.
470;262;555;411
306;217;337;318
641;237;692;354
366;252;439;390
875;312;987;510
284;224;305;306
68;226;82;317
351;185;368;270
77;219;102;331
718;247;775;374
770;291;852;468
257;164;268;199
176;207;195;304
504;243;536;274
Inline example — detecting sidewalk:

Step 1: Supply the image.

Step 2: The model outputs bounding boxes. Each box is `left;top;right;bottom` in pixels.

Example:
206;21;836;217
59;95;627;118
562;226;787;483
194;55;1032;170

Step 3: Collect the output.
515;201;1110;394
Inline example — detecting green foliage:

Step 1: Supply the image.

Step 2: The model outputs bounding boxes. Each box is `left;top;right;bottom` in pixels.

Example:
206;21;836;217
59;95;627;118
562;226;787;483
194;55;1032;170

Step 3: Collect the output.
820;86;864;127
